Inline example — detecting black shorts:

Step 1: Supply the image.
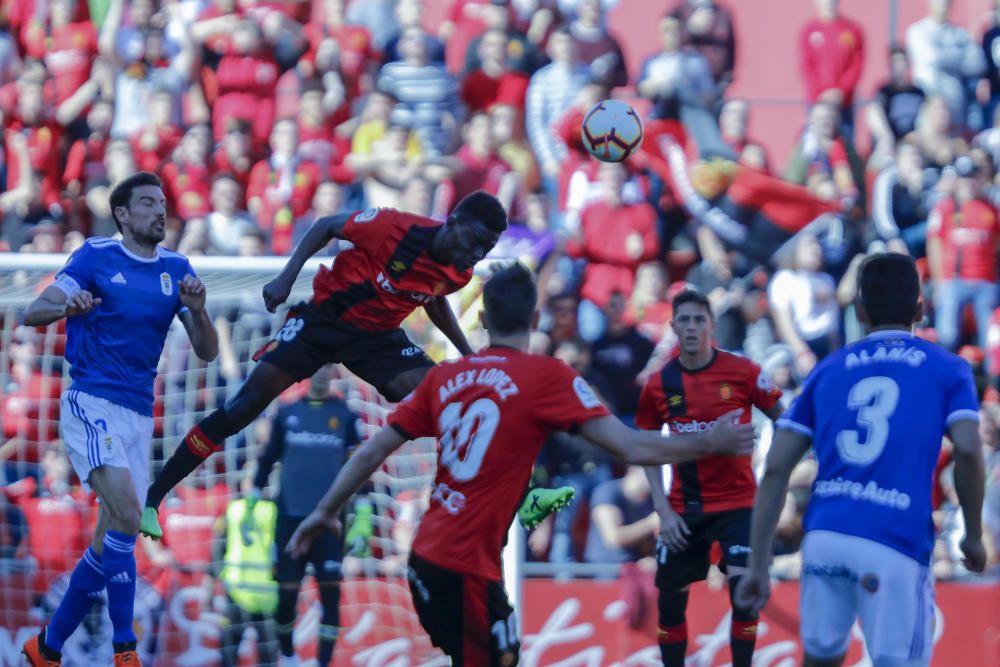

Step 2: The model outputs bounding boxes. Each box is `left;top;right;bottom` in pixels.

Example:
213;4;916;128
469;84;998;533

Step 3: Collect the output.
655;508;753;590
273;514;343;583
408;553;519;667
255;301;434;397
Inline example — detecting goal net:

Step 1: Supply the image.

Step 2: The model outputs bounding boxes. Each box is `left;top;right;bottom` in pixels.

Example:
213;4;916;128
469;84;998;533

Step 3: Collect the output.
0;252;493;666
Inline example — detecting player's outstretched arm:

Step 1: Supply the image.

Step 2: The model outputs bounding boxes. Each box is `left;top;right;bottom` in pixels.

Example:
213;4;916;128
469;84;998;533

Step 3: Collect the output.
948;418;988;572
22;285;102;326
286;424;407;557
261;212;352;312
734;427;812;614
178;275;219;361
578;409;754;466
423;296;473;356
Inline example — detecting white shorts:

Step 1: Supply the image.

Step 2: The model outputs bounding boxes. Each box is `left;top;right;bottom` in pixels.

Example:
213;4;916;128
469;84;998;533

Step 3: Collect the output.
60;389;153;506
800;530;934;665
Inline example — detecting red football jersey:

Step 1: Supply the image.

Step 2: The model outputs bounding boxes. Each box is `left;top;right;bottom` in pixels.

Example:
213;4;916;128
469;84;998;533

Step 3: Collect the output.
635;349;782;513
311;208;473;331
388;347;610;580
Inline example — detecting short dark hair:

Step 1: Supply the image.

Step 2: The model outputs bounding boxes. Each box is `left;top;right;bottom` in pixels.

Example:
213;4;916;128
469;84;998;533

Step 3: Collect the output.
109;171;162;233
452;190;508;234
858;253;920;328
482;262;537;336
671;288;712;317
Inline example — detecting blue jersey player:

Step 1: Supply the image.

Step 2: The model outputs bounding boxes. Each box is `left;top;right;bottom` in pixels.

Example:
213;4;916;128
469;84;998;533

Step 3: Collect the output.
21;172;219;667
735;253;987;667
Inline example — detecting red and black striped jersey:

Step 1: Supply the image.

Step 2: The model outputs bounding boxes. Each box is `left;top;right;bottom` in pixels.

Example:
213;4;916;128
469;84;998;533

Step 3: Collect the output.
311;208;473;331
636;349;782;513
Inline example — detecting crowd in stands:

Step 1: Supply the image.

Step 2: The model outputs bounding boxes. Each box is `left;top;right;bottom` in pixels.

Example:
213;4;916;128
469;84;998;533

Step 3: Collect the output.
3;0;1000;601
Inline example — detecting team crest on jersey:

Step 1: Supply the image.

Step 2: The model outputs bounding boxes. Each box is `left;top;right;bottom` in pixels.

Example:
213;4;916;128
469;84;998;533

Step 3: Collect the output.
719;383;732;400
354;207;379;223
860;573;880;593
160;273;173;296
328;417;339;430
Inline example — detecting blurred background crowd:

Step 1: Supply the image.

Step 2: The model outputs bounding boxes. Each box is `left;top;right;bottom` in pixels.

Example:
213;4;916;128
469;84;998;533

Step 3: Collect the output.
2;0;1000;618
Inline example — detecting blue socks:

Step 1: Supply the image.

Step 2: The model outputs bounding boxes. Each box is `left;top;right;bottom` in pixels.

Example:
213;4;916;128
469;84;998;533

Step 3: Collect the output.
45;547;105;652
102;530;138;645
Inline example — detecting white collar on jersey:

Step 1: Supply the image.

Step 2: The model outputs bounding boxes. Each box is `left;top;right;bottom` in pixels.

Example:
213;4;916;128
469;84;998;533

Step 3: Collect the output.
116;240;160;263
865;329;914;341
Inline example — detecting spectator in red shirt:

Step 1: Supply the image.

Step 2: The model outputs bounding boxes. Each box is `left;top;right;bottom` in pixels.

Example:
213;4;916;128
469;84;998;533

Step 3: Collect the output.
129;87;184;172
210;118;255;196
566;161;660;342
246;118;321;255
928;159;1000;350
162;124;213;246
1;75;67;249
211;19;279;145
447;111;515;210
461;28;529;113
300;0;379;104
799;0;864;135
63;98;113;199
295;83;354;183
20;0;98;106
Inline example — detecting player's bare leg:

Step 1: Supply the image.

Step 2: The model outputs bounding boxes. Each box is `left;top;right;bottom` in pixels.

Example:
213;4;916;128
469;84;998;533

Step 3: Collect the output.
381;366;432;403
141;361;298;538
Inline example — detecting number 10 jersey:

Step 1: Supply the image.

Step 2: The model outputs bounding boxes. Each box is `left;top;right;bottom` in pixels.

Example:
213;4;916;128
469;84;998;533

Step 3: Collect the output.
388;347;610;580
778;330;980;564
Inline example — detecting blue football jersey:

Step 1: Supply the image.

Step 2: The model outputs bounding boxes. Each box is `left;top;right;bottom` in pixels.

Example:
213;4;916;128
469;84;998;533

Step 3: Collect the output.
779;330;979;564
54;238;195;416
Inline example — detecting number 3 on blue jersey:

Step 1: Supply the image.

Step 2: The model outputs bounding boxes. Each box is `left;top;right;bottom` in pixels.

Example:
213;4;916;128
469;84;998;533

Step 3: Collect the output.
836;376;900;466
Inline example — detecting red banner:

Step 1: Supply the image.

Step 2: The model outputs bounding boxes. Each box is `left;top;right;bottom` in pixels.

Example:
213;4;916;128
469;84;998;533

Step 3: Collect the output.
2;575;998;666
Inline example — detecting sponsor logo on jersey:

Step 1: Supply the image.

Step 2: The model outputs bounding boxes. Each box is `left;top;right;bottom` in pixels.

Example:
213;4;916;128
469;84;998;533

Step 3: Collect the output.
668;395;683;407
728;544;752;556
719;382;732;400
431;481;467;515
401;346;423;357
813;477;912;510
573;376;601;409
160;272;173;296
286;430;343;447
111;272;127;285
669;418;719;433
391;259;407;273
354;207;379;223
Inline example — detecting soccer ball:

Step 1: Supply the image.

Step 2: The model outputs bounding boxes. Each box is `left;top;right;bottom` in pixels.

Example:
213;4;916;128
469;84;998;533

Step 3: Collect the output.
581;99;644;163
